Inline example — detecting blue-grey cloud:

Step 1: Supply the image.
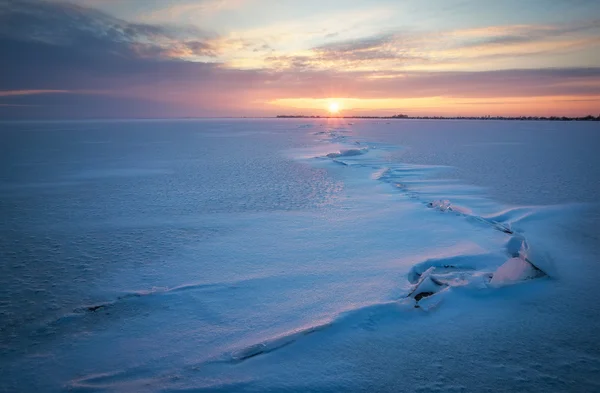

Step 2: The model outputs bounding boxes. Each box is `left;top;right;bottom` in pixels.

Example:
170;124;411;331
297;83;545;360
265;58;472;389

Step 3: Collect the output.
0;0;217;58
266;33;428;68
0;0;223;95
0;92;190;118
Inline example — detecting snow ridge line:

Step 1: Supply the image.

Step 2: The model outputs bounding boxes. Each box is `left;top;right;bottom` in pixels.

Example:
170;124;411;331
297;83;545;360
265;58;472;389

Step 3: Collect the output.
314;126;549;310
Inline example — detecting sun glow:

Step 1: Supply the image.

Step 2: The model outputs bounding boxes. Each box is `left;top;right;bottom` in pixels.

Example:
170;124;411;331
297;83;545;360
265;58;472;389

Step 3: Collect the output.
328;101;340;114
270;95;600;117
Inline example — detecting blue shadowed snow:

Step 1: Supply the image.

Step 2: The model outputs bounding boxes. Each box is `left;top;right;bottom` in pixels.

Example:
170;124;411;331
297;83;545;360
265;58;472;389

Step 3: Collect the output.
1;119;599;392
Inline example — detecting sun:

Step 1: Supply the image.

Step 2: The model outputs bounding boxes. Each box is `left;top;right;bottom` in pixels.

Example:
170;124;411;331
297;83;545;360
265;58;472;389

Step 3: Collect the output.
328;102;340;114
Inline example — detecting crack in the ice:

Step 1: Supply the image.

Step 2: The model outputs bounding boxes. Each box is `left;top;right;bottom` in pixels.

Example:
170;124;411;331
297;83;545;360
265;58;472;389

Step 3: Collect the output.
315;127;550;310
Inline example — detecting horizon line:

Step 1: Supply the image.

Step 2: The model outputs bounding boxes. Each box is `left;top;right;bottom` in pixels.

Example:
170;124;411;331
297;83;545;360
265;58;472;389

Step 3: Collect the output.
1;114;600;122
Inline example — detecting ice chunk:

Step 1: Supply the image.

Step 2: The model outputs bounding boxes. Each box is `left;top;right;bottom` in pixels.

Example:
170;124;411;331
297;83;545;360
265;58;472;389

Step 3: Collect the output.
489;257;540;286
326;148;368;158
417;287;451;311
408;267;446;301
506;235;528;258
427;199;452;212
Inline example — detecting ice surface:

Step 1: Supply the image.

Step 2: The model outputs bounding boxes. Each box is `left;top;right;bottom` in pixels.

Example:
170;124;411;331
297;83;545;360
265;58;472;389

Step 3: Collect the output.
1;119;599;392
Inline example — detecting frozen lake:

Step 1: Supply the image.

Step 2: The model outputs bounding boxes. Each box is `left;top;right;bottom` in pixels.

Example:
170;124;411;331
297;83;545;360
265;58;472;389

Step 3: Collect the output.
1;119;599;392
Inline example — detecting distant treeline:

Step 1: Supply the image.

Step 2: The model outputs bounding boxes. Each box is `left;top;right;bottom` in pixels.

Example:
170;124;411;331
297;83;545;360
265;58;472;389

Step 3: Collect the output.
276;114;600;121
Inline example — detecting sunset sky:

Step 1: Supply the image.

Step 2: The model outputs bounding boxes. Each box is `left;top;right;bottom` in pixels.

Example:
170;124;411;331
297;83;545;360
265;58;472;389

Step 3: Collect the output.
1;0;600;118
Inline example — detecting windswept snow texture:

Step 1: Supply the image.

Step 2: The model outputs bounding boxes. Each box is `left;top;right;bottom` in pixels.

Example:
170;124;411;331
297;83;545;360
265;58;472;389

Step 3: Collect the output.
1;119;600;392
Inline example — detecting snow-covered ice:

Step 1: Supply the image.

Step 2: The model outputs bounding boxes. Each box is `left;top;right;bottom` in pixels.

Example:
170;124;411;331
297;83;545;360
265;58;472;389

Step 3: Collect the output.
1;119;599;392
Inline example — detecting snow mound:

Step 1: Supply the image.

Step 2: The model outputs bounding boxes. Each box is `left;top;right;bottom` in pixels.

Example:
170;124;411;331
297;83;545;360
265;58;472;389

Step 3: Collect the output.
406;245;547;308
426;199;471;214
229;324;329;363
372;167;391;180
326;148;368;158
407;254;487;284
407;261;492;307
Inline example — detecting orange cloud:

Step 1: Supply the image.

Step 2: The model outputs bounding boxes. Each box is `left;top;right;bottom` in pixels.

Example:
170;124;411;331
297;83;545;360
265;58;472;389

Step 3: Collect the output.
213;20;600;73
